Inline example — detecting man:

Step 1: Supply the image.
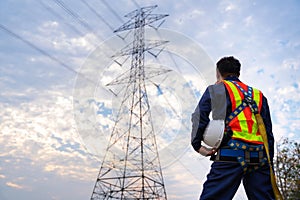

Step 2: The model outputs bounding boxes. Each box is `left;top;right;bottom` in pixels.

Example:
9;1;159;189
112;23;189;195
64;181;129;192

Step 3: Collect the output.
191;56;276;199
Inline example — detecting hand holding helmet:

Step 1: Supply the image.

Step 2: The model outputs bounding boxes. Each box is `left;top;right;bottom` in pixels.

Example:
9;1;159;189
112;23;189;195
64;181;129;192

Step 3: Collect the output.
198;146;217;156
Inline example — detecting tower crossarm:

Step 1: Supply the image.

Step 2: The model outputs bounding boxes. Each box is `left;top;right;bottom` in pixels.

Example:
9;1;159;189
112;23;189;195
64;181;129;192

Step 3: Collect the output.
124;5;158;18
114;14;169;33
112;40;169;57
106;67;171;86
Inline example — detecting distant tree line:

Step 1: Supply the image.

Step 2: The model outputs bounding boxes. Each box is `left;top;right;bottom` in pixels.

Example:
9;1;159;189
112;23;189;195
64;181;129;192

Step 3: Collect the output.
274;137;300;199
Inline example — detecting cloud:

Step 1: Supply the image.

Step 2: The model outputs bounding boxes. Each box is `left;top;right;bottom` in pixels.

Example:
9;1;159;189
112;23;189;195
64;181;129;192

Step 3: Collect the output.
217;1;241;14
30;20;96;54
0;88;100;185
243;15;253;27
6;182;24;189
241;56;300;142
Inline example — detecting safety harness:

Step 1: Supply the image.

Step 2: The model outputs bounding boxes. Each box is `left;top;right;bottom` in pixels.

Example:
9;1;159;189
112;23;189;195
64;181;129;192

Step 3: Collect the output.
213;80;266;172
213;80;283;199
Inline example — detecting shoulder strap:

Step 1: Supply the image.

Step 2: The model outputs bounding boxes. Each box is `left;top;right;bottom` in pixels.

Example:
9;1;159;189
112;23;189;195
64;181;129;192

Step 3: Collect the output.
224;80;258;128
230;80;259;114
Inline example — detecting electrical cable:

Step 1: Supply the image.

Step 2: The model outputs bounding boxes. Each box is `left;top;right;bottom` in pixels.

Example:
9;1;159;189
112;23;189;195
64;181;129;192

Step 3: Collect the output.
0;24;95;84
80;0;115;32
52;0;102;43
39;0;87;38
101;0;124;23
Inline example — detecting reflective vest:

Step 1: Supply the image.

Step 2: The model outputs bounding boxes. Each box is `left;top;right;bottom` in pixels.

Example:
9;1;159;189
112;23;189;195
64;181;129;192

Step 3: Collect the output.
223;80;264;144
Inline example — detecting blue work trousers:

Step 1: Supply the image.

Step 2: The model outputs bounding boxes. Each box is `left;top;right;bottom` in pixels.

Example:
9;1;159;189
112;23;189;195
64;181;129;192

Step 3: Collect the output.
200;162;275;200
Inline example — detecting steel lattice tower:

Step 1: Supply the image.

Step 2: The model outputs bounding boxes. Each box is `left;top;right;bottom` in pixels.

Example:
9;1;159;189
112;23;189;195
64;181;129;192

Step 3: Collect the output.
91;5;169;200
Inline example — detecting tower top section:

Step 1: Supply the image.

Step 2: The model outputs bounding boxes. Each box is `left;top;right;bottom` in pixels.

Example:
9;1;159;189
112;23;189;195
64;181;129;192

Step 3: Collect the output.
114;5;168;32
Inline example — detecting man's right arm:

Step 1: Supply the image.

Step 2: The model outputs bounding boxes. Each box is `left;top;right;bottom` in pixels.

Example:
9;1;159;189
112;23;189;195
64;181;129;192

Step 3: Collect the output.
191;88;211;152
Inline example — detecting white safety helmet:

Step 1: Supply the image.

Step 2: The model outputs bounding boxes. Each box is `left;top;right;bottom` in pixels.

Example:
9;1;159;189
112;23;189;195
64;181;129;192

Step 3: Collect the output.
203;120;225;149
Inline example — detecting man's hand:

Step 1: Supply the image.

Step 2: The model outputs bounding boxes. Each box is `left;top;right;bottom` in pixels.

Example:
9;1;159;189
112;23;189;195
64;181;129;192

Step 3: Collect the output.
198;146;217;156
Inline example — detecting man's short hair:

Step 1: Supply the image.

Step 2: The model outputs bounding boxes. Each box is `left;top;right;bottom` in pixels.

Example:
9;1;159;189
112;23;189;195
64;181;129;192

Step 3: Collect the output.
216;56;241;77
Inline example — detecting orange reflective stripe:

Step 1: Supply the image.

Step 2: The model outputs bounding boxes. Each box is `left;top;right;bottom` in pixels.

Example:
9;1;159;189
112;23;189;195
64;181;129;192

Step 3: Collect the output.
223;80;263;144
224;81;243;131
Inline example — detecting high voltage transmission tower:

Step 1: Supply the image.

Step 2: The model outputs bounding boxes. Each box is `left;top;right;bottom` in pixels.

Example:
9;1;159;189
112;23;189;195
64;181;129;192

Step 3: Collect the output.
91;5;169;200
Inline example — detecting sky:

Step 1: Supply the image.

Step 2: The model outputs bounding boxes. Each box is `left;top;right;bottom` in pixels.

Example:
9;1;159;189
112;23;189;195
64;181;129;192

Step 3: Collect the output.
0;0;300;199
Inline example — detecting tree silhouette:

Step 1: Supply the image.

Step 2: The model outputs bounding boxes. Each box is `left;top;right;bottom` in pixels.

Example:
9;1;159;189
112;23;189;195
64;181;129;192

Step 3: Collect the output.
274;137;300;199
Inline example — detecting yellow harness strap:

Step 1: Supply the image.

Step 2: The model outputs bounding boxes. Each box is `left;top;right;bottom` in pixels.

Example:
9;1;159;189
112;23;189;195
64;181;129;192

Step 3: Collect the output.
255;113;283;200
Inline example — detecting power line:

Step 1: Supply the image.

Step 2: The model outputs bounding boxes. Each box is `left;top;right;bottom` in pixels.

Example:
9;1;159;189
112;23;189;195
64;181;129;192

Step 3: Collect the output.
131;0;141;9
101;0;124;23
0;24;76;74
39;0;87;38
52;0;102;42
80;0;115;32
0;24;95;84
